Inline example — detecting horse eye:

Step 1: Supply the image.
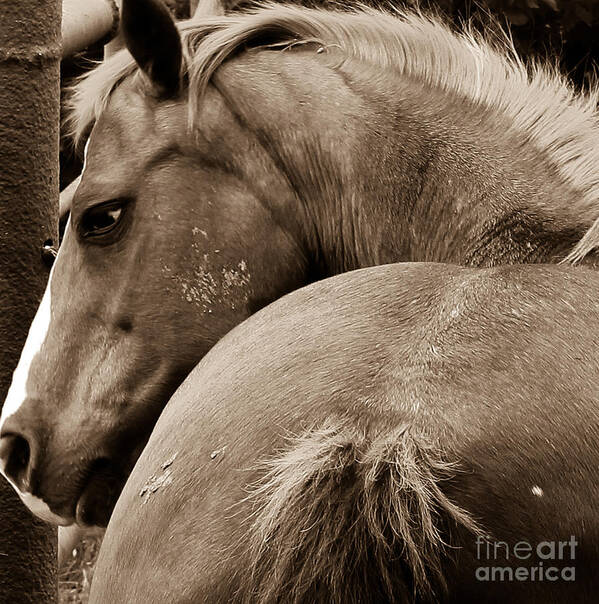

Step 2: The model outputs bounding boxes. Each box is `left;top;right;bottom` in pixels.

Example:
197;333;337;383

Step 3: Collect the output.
79;201;127;238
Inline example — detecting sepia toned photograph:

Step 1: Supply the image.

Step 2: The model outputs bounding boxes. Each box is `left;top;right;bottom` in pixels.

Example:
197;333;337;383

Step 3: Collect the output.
1;0;598;601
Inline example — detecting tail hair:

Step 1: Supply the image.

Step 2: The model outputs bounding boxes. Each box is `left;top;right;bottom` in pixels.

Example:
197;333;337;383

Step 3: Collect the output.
240;421;483;603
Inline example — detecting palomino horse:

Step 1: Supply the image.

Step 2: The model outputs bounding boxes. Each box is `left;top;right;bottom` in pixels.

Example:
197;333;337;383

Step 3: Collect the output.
90;262;599;603
1;0;599;528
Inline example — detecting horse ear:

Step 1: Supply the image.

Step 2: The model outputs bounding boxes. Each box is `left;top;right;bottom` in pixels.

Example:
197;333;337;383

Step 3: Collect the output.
121;0;182;97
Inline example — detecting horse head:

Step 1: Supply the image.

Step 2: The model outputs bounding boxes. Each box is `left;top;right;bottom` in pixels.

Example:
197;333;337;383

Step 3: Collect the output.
0;0;307;527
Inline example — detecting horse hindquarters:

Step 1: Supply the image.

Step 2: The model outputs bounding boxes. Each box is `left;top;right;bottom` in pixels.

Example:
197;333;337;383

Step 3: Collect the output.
238;421;481;604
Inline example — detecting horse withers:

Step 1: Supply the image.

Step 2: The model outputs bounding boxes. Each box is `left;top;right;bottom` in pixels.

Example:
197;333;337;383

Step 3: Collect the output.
2;0;599;529
90;261;599;603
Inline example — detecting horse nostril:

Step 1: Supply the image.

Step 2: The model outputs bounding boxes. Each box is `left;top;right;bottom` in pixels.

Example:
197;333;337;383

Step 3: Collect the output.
0;434;31;492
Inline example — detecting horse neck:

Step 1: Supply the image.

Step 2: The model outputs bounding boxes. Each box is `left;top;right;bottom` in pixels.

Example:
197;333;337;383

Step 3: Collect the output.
291;75;592;275
215;54;592;278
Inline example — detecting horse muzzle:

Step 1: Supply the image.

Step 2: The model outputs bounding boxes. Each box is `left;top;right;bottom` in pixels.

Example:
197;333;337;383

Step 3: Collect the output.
0;432;74;525
0;420;125;528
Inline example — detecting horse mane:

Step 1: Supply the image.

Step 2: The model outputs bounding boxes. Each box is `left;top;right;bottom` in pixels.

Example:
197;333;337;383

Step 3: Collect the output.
68;3;599;247
239;420;483;602
564;216;599;263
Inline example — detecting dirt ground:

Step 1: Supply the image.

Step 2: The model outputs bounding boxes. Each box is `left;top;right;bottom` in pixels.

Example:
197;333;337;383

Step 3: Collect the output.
58;535;103;604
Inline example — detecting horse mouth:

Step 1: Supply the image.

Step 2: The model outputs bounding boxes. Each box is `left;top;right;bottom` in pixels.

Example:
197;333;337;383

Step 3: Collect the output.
74;458;126;527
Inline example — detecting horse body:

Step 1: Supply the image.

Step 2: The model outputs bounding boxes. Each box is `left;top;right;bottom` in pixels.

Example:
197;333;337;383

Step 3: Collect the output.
90;262;599;602
1;2;599;526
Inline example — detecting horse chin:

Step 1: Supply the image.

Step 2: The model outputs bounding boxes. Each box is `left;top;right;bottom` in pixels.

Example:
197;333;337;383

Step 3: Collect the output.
74;461;125;528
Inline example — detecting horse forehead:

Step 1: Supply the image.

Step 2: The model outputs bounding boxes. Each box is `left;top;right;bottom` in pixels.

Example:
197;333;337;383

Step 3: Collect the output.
217;49;354;115
92;82;184;155
81;103;183;191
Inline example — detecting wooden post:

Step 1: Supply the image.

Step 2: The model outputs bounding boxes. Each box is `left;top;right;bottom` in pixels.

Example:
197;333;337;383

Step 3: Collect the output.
0;0;60;601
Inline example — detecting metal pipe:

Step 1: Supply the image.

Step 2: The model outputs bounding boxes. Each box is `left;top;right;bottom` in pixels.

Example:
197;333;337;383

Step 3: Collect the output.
62;0;119;58
103;0;123;59
193;0;224;18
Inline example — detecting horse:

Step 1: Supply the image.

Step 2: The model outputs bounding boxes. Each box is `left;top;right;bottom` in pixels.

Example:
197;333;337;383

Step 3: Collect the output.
2;0;599;529
89;261;599;603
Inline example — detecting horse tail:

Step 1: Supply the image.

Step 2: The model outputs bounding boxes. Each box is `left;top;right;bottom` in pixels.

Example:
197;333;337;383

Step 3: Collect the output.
241;421;482;603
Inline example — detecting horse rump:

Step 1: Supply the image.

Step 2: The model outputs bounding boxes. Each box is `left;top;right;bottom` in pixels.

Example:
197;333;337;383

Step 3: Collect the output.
240;420;482;603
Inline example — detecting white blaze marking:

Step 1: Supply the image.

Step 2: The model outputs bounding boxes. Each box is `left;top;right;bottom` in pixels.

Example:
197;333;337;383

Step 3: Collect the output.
0;180;77;524
0;212;71;435
0;455;71;525
21;492;71;526
0;218;69;513
82;138;90;173
0;261;55;430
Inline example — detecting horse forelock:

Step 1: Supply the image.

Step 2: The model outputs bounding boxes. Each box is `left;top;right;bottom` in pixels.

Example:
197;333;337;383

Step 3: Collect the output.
68;3;599;227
